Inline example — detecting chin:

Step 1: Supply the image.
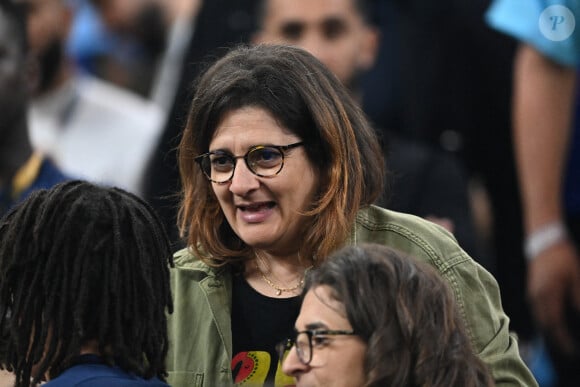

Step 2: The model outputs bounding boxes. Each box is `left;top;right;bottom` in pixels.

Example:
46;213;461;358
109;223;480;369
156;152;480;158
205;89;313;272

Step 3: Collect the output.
237;232;276;248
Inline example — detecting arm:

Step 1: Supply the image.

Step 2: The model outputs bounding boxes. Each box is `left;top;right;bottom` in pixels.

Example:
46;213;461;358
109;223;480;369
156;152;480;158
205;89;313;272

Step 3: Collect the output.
512;43;580;354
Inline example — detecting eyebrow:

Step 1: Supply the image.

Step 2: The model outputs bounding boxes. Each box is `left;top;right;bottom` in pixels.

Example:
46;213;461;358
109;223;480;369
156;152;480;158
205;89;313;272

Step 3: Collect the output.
321;16;348;27
209;143;287;152
207;148;233;155
299;322;329;331
279;20;305;34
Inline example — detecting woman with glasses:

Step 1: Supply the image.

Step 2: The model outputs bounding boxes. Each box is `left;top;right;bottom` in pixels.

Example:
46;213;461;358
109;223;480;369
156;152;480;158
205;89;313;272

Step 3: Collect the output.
168;43;535;386
277;243;494;387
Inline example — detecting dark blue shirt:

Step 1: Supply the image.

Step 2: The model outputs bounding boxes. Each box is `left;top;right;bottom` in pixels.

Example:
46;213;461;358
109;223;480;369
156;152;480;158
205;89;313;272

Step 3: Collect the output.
0;157;69;217
44;355;170;387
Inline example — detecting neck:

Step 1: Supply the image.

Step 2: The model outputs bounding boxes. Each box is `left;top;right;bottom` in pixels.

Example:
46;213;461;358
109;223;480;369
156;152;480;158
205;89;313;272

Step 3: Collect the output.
79;340;101;356
245;250;313;298
253;248;312;274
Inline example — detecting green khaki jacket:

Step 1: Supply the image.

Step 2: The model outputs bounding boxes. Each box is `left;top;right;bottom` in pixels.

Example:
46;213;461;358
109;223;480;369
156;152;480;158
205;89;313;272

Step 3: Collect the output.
167;205;537;387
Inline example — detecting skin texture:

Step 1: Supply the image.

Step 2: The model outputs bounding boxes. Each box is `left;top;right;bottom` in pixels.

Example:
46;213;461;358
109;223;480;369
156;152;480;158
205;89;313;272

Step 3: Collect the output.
0;371;15;387
283;285;367;387
24;0;67;56
513;44;580;355
254;0;378;90
209;106;319;259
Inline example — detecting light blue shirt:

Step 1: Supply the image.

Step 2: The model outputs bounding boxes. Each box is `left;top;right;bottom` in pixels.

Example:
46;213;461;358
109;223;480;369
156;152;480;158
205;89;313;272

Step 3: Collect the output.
486;0;580;66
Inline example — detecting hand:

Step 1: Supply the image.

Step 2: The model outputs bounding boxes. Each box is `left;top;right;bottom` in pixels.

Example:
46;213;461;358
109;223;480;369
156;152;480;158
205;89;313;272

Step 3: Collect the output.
527;238;580;355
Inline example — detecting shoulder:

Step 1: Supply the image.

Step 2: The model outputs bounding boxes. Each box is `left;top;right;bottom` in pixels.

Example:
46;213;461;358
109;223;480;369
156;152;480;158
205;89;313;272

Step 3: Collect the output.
173;248;221;273
17;157;70;203
37;157;71;185
45;364;169;387
171;248;231;287
353;205;468;269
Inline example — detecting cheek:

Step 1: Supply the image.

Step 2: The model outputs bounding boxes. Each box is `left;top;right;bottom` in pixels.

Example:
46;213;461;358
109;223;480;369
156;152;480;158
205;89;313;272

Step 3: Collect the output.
324;342;367;385
212;185;231;209
345;343;368;382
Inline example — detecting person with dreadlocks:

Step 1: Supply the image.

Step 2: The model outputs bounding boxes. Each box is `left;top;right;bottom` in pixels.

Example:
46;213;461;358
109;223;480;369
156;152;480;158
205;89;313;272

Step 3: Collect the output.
0;180;174;387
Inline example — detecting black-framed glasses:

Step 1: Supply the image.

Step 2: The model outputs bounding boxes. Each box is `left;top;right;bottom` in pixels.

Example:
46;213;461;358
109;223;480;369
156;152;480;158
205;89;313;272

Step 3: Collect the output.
276;329;356;366
194;142;304;184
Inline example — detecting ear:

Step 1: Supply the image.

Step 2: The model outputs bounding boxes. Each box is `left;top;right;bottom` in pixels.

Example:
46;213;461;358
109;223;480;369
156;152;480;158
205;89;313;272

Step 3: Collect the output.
357;26;379;71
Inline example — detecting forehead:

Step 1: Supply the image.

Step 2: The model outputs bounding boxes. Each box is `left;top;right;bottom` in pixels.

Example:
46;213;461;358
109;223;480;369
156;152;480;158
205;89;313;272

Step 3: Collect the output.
210;106;297;147
296;285;349;330
263;0;360;24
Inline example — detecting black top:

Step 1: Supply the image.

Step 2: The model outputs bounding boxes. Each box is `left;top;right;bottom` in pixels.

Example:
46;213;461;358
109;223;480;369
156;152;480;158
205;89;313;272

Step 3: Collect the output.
231;273;300;386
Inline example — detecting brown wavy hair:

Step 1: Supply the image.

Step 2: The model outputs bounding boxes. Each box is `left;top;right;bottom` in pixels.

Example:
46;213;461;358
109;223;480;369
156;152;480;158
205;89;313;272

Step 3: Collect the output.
178;44;384;266
304;243;494;387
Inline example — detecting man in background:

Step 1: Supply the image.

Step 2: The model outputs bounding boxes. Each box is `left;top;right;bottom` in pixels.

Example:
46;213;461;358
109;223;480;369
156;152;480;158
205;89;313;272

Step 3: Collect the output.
254;0;484;262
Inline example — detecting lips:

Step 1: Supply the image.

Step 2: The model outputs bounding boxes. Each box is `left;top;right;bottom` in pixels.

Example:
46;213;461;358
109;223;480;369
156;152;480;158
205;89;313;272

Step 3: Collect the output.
238;201;276;211
236;201;276;223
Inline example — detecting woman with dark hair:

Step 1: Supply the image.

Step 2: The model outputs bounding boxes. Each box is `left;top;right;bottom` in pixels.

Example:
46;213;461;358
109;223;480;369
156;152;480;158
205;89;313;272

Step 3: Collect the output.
278;243;494;387
169;43;535;386
0;181;173;387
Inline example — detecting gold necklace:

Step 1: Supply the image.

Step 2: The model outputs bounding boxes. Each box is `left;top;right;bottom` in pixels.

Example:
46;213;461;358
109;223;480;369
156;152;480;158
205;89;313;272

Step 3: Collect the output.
254;255;312;296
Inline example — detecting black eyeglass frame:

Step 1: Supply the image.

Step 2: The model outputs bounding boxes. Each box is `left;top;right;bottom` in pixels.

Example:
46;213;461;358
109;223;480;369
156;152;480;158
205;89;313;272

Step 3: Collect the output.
194;142;304;184
276;329;356;366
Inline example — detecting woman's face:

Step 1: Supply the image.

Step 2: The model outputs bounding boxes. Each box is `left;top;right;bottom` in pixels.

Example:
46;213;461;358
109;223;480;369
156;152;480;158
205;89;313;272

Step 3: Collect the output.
208;106;319;255
283;285;367;387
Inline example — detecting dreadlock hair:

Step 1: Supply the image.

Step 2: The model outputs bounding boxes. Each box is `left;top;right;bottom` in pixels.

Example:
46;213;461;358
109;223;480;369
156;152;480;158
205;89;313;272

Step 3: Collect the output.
0;180;174;387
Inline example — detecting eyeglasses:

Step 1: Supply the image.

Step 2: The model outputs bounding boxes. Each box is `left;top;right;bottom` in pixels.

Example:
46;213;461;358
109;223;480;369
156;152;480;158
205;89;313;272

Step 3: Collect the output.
276;329;356;366
194;142;304;184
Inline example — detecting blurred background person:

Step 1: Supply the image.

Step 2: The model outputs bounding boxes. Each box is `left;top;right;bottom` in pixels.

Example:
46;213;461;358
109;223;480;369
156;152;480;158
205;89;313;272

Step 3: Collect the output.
71;0;171;97
0;181;174;387
22;0;164;195
65;0;256;245
360;0;531;348
69;0;202;112
0;0;68;218
486;1;580;385
278;243;494;387
253;0;485;265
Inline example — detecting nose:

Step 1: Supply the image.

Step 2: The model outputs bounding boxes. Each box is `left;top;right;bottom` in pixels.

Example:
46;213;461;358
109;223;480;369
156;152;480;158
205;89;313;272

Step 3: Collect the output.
228;158;260;195
282;346;309;377
300;32;328;64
